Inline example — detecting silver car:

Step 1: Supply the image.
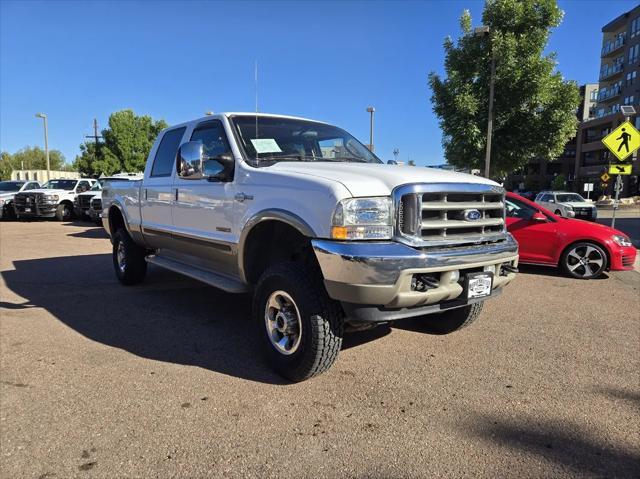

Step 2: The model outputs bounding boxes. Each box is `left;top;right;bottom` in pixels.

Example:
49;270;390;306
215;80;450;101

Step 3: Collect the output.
534;191;597;221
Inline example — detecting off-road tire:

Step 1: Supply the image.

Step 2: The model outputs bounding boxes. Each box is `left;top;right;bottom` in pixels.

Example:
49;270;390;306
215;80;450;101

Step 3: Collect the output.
112;228;147;285
253;262;343;382
55;203;72;221
418;301;484;334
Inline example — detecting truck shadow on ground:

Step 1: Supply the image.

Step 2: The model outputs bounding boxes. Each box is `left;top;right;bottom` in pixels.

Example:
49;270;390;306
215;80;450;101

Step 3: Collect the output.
464;412;639;477
0;254;392;384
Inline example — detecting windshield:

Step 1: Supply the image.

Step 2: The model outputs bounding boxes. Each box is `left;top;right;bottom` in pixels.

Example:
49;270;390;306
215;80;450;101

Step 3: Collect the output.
556;193;586;203
231;115;382;166
0;181;24;192
42;180;76;190
90;180;104;191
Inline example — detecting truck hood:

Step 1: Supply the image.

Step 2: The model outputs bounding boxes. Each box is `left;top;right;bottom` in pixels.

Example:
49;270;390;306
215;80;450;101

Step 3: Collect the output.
561;201;595;208
267;162;499;197
22;189;71;195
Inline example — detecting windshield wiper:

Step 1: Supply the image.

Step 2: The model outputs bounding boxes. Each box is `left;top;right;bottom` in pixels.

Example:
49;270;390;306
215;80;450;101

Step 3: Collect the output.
329;156;368;163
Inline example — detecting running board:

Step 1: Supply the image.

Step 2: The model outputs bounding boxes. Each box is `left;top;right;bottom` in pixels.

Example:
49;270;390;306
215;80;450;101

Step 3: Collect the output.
146;255;249;293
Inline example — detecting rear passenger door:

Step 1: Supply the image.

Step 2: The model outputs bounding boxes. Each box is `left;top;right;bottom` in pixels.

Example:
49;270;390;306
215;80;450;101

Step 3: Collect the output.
141;127;186;249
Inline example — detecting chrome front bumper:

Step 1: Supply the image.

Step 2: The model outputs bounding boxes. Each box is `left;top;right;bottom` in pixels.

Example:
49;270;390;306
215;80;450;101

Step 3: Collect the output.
312;236;519;309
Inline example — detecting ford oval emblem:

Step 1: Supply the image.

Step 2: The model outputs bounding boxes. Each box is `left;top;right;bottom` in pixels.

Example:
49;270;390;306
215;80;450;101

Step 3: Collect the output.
464;209;482;221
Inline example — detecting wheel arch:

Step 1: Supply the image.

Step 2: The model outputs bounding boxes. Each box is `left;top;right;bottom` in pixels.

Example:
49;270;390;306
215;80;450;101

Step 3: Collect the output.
238;209;318;285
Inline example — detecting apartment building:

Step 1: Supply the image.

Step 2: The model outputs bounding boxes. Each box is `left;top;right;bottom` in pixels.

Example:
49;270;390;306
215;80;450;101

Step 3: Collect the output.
574;5;640;197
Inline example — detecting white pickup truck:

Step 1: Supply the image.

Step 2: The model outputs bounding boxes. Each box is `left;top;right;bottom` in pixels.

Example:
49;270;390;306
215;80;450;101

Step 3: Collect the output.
102;113;518;381
14;178;96;221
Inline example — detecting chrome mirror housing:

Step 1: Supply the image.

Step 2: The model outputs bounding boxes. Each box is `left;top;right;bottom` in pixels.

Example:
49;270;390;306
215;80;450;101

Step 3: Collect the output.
177;141;205;180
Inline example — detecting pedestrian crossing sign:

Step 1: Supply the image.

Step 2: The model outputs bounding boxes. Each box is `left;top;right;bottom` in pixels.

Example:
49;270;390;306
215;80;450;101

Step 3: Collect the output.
602;121;640;161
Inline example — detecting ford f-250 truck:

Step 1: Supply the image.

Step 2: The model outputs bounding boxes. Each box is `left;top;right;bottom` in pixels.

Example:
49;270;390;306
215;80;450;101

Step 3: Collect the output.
102;113;518;381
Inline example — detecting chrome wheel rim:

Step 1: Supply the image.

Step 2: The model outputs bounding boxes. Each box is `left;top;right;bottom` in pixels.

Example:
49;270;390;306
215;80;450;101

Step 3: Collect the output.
566;245;604;278
264;290;302;355
116;242;127;274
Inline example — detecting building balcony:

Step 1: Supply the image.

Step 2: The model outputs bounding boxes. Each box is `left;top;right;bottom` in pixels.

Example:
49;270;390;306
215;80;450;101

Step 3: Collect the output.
601;38;625;57
599;63;624;80
597;87;621;103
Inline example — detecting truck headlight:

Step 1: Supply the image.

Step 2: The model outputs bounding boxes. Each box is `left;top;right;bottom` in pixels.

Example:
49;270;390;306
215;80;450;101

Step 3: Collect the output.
331;197;393;240
45;195;58;201
611;234;632;247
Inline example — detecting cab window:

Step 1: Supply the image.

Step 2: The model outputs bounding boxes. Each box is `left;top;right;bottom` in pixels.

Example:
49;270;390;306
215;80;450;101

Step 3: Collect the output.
506;198;538;220
151;127;186;177
190;121;232;177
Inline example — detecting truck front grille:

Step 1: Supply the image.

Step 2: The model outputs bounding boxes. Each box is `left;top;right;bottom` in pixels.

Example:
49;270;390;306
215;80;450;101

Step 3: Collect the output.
395;183;506;247
14;193;45;209
90;198;102;211
79;195;94;208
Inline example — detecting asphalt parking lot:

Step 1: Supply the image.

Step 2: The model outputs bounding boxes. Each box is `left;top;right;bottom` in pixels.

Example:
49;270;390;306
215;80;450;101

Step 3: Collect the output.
1;221;639;478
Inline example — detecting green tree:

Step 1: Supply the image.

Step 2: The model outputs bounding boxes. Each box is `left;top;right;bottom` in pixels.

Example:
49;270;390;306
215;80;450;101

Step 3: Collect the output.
551;173;566;190
428;0;580;178
74;109;167;176
9;147;66;171
0;152;15;180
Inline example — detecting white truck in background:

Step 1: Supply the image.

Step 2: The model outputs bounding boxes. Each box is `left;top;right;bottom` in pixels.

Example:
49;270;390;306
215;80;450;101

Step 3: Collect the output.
14;178;96;221
102;113;518;381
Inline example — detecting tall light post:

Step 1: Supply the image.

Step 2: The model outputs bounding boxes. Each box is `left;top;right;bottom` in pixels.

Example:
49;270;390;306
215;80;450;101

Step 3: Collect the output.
475;26;495;179
366;106;375;152
35;113;50;182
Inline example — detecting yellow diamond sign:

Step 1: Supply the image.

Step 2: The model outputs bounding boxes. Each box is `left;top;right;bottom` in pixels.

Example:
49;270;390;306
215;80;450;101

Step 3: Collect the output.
602;121;640;161
609;163;632;175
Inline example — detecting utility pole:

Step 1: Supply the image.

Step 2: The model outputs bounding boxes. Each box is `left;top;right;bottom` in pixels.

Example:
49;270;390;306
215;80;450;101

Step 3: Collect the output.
474;26;495;179
393;148;399;163
366;106;375;152
35;113;50;181
85;119;103;173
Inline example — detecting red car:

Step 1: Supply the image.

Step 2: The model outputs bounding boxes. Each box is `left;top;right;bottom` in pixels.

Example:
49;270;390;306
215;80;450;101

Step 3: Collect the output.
506;192;636;279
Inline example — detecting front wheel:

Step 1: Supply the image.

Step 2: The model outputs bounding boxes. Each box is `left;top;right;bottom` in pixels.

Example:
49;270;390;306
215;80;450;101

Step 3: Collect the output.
112;228;147;285
555;209;562;216
561;242;607;279
253;262;343;382
416;302;484;334
55;203;72;221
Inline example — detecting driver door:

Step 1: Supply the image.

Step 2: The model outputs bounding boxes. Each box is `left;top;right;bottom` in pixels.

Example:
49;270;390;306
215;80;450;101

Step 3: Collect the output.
506;197;558;264
171;119;238;272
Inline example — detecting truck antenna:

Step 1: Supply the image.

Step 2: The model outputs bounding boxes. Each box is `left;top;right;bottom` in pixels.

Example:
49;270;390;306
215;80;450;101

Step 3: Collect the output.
255;60;259;164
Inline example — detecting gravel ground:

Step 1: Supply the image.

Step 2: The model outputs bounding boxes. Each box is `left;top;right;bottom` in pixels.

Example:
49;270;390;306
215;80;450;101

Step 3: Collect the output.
1;221;639;478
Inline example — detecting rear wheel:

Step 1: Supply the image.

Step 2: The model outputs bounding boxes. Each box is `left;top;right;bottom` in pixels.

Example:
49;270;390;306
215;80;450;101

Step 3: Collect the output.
253;262;343;382
561;242;607;279
55;203;72;221
112;228;147;285
416;302;484;334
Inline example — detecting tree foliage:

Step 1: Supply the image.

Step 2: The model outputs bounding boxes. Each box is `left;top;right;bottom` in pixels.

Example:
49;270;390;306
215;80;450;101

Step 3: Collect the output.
0;147;66;180
428;0;580;178
73;109;168;176
551;173;566;190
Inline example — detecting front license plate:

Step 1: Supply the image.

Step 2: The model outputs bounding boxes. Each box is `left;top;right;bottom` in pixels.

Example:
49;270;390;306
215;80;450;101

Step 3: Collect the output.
466;272;493;299
24;207;31;213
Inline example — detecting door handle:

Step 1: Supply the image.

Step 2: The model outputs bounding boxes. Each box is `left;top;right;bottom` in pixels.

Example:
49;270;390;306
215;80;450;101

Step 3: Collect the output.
234;192;254;202
175;188;179;202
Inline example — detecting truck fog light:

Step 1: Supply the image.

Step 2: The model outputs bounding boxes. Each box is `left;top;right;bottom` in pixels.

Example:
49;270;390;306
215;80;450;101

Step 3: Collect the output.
449;270;460;283
483;265;495;275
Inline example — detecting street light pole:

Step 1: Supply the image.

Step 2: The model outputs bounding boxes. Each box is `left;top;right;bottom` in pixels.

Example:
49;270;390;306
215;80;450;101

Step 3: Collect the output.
366;106;375;152
474;26;495;179
35;113;50;182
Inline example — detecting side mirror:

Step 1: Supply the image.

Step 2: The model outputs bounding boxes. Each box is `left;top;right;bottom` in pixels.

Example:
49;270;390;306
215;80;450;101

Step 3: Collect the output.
547;199;555;203
531;212;547;222
387;160;398;165
205;153;234;182
177;141;205;180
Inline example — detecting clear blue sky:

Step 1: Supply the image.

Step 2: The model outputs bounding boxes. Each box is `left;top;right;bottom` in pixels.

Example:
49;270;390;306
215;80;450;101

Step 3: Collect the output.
1;0;638;167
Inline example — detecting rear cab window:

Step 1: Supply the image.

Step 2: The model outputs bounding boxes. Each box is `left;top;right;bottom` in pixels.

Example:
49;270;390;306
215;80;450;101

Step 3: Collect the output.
151;127;187;177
